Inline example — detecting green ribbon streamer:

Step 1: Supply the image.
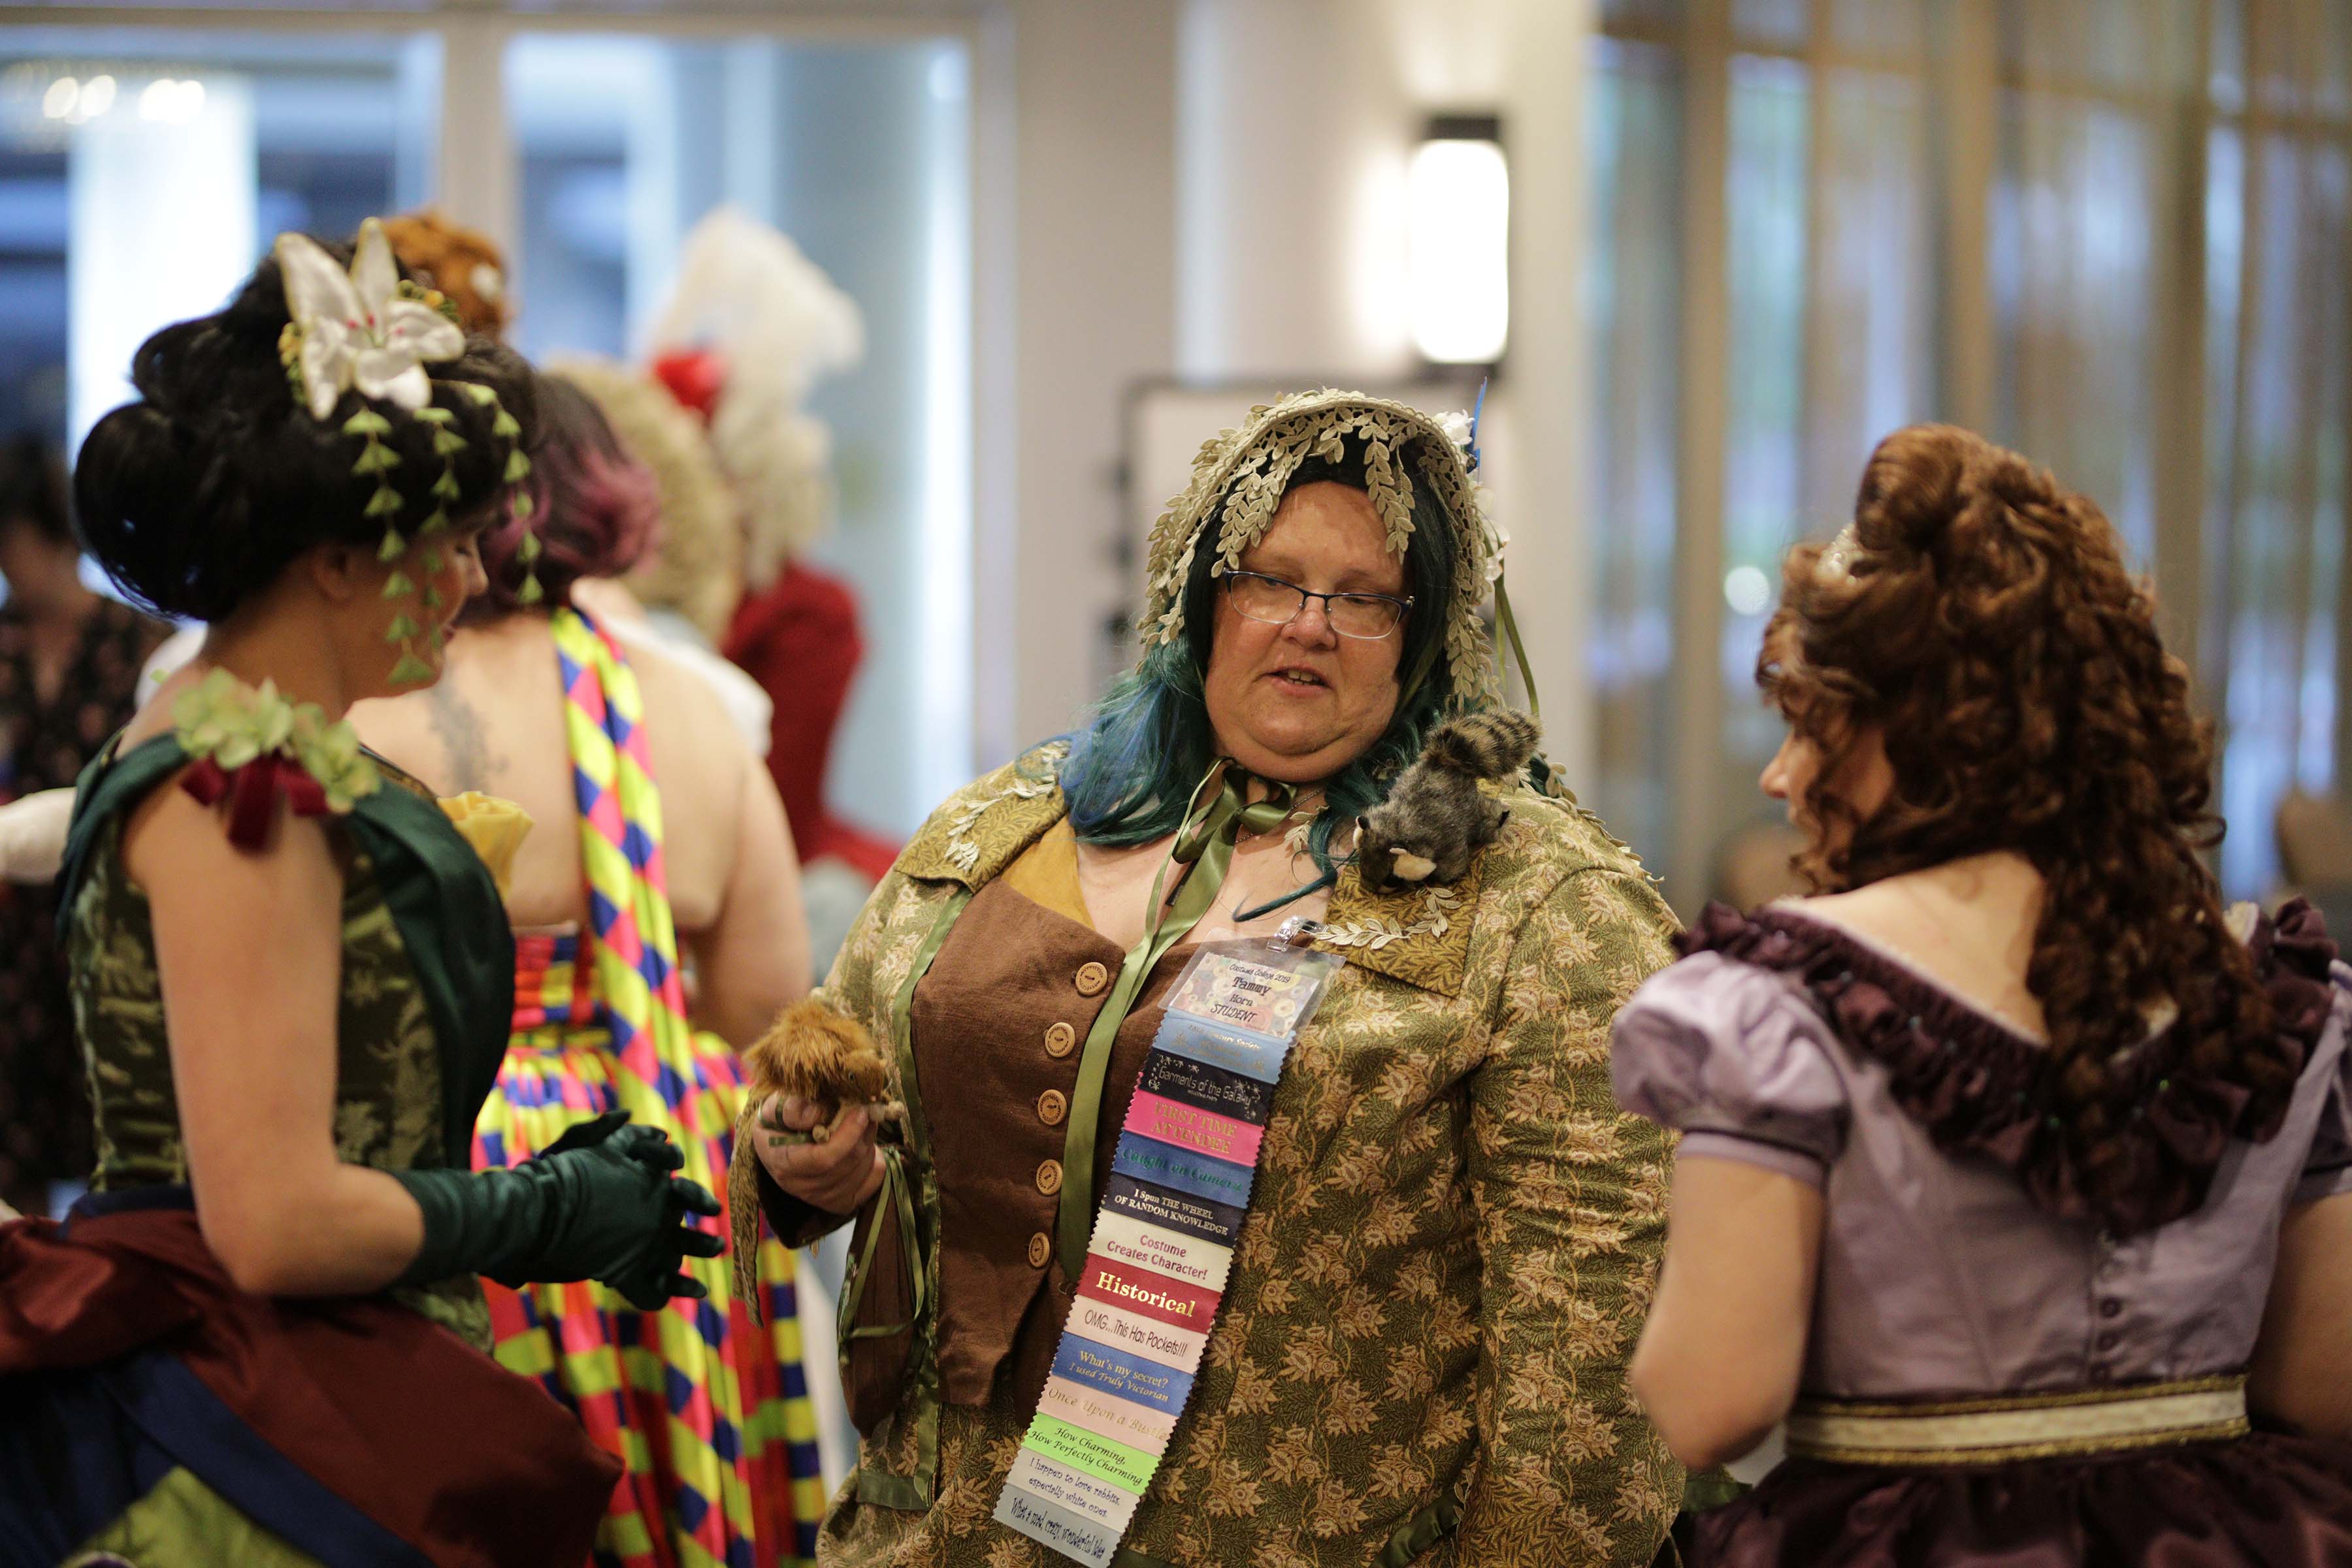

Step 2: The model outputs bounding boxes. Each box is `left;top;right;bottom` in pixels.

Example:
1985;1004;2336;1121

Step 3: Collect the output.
837;1145;926;1344
1053;760;1296;1278
1394;569;1541;722
1492;569;1540;724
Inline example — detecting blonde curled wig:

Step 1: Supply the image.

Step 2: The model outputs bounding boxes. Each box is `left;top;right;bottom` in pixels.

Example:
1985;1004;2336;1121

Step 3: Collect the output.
1759;423;2296;1233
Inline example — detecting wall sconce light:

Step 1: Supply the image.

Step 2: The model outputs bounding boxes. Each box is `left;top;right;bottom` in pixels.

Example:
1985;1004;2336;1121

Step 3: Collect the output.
1408;113;1507;367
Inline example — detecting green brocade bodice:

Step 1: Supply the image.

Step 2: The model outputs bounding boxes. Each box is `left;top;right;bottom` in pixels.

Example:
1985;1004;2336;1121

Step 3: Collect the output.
57;732;517;1347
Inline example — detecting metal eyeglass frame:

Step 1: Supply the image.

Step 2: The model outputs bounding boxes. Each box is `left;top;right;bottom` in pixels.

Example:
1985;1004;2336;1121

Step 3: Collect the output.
1219;570;1414;640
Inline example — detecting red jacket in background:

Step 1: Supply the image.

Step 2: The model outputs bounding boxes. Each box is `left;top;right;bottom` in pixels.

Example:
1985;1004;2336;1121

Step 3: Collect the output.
723;561;900;884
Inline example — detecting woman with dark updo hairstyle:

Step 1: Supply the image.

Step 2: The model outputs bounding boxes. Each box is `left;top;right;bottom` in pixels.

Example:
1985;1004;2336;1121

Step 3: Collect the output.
1612;425;2352;1565
353;373;822;1568
0;227;723;1565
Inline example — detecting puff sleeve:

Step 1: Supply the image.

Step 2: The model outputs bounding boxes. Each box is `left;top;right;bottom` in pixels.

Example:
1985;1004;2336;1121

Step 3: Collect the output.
2292;968;2352;1207
1610;950;1850;1186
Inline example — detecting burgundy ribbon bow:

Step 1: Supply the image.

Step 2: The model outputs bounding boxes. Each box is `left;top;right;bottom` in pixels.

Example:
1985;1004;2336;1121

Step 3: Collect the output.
181;753;331;853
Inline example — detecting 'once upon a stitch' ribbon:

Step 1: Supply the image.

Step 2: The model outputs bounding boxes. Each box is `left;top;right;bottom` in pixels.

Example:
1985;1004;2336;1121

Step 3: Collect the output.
181;753;332;852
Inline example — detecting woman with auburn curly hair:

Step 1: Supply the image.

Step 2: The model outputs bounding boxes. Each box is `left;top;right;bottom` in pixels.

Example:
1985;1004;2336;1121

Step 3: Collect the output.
1611;424;2352;1564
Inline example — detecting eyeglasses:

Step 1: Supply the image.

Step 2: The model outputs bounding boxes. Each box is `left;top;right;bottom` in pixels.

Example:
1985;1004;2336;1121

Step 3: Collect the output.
1220;570;1413;640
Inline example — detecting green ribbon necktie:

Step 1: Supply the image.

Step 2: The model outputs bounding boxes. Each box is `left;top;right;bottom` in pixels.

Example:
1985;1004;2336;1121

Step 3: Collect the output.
1492;570;1540;724
1053;761;1296;1277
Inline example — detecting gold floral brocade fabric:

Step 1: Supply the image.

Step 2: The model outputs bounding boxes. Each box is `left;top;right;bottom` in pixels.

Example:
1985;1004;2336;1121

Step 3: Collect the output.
759;746;1685;1568
67;757;491;1350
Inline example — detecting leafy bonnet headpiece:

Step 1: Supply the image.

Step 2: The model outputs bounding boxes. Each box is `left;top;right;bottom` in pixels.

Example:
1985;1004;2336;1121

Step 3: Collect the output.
1140;387;1517;713
273;216;537;686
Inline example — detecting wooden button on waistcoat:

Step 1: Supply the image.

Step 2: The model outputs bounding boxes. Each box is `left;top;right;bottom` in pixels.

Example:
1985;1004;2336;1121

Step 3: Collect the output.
1037;1089;1068;1126
1036;1158;1064;1195
1044;1021;1077;1058
1073;960;1110;996
1027;1232;1052;1267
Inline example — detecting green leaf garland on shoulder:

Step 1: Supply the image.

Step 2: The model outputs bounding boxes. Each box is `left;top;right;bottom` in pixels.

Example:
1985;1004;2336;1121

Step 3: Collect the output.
172;667;383;815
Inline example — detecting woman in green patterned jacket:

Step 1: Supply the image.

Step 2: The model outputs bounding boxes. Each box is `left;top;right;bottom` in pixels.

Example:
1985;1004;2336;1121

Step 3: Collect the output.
742;391;1684;1567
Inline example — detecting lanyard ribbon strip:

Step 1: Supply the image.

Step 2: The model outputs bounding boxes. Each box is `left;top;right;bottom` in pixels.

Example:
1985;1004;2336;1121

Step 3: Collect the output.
998;922;1342;1564
1051;762;1294;1278
994;760;1343;1564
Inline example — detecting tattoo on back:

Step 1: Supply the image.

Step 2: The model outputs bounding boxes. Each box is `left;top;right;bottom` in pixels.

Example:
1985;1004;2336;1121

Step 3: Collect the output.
427;679;502;794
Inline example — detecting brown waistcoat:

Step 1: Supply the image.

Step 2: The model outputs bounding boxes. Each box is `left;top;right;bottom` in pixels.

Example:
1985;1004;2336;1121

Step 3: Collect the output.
909;875;1194;1408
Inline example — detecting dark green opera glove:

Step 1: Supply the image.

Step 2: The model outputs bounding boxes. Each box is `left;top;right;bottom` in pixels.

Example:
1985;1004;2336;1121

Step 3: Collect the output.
390;1111;725;1311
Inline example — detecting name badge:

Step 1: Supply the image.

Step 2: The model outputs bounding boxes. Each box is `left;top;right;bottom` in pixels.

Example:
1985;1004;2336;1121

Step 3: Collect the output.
1164;949;1321;1037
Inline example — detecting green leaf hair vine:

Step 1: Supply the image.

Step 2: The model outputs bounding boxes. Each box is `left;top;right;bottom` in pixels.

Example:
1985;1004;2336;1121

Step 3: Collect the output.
274;216;543;689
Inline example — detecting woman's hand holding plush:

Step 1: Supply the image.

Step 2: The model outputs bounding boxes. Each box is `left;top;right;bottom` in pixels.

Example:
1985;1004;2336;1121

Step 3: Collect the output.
753;1094;884;1216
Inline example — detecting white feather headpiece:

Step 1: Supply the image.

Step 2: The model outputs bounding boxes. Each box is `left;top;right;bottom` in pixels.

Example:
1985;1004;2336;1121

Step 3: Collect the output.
648;206;864;584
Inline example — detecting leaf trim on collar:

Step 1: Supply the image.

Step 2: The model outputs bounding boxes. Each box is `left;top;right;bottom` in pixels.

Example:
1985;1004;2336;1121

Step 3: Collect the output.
897;742;1071;887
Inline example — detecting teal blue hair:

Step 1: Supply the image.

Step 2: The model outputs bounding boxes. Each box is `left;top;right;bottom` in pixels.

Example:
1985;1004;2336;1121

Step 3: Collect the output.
1058;448;1467;875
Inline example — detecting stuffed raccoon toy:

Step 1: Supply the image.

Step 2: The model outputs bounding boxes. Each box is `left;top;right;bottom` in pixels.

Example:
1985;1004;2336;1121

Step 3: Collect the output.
1354;710;1541;893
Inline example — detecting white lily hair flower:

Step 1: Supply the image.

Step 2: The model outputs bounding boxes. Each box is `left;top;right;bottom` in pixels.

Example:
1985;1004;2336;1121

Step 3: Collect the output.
1437;409;1475;450
276;217;466;423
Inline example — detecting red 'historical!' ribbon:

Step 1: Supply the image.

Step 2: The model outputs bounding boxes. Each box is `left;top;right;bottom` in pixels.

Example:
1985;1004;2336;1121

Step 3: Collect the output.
180;753;331;853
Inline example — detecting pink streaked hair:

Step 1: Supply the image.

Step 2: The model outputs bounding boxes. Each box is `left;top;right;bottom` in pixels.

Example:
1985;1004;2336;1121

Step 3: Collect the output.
470;372;662;619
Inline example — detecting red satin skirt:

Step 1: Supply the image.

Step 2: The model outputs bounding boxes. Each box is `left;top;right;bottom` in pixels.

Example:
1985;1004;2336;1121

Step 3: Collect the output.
0;1190;619;1568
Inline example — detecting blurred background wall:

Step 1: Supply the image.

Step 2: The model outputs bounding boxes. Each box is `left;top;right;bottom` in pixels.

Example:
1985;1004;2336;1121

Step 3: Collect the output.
0;0;2346;921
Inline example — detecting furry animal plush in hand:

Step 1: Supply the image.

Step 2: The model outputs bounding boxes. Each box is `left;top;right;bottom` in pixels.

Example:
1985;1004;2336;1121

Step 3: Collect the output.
743;997;902;1139
1354;710;1541;893
726;997;902;1322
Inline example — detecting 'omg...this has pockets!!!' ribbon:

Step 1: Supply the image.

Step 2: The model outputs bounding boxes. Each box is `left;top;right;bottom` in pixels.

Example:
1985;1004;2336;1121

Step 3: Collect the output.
995;936;1342;1565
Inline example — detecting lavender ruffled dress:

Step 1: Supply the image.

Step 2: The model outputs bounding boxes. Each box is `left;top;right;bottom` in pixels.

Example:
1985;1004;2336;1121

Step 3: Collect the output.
1613;897;2352;1566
